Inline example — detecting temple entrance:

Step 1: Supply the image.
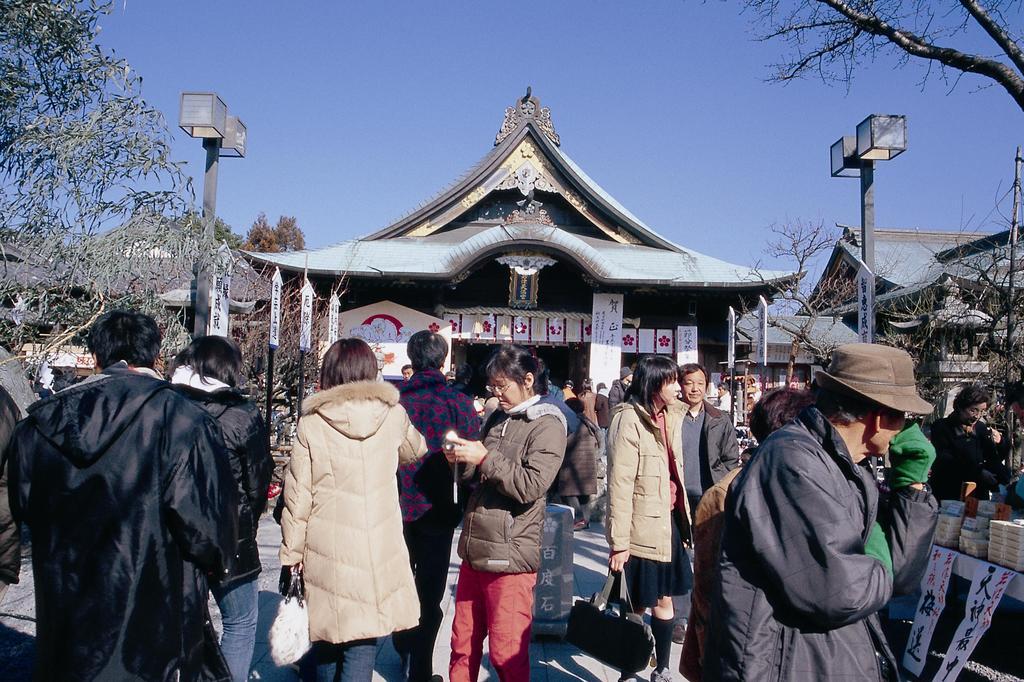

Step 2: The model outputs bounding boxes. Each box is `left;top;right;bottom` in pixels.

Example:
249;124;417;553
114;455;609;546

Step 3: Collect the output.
455;342;587;397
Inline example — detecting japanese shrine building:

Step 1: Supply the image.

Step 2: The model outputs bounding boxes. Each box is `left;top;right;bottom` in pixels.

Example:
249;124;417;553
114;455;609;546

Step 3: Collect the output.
247;92;790;389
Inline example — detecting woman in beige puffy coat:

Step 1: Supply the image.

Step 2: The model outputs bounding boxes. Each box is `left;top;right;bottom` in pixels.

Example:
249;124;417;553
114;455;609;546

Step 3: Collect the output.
280;338;427;681
607;355;693;682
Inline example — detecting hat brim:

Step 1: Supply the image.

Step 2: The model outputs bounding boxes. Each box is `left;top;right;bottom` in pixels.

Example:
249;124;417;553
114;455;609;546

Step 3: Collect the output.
815;371;933;415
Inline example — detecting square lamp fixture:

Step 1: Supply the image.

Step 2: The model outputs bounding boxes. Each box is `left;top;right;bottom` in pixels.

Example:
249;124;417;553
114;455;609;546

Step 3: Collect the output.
179;92;228;139
830;136;861;178
855;114;907;161
220;116;247;157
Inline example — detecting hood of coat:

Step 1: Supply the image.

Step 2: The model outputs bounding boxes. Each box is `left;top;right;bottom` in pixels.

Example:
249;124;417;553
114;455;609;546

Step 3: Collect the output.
302;380;401;440
25;366;169;466
172;384;248;419
487;397;570;437
524;400;569;434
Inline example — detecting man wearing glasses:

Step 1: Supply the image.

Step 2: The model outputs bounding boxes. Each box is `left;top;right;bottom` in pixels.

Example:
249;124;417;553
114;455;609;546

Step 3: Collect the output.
703;344;938;682
928;382;1011;501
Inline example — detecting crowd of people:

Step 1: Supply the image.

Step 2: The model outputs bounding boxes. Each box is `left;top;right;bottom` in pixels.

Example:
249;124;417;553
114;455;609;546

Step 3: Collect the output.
1;309;1023;681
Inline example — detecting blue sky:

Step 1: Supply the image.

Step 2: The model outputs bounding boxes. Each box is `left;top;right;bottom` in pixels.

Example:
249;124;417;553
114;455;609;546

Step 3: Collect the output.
99;2;1022;270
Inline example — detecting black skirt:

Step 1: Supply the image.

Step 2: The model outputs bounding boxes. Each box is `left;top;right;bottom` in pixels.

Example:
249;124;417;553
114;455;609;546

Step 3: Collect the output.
623;511;693;609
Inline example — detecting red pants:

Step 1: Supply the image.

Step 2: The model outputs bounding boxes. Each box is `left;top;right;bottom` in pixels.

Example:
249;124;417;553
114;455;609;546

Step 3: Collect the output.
449;562;536;682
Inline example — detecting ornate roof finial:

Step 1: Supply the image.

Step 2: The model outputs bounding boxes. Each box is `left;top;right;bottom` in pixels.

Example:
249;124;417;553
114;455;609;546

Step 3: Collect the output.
495;89;560;147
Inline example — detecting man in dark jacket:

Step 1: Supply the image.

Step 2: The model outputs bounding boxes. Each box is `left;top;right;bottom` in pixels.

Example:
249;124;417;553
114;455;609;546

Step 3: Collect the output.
679;363;740;508
394;331;481;682
607;367;631;410
6;310;238;681
0;385;20;601
704;343;938;681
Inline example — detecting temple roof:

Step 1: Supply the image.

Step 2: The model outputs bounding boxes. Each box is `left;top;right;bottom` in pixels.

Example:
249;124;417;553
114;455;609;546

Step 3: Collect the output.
249;91;791;289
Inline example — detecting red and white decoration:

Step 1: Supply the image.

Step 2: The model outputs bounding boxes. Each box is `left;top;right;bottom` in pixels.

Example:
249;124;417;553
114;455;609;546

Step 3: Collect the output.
339;300;451;379
445;314;462;337
547;318;565;344
656;329;674;355
621;329;638;352
476;314;496;341
583;322;592;342
513;316;531;342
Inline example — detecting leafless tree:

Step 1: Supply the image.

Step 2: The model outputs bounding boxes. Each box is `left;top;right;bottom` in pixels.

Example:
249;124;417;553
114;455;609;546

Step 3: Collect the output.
230;265;347;420
745;0;1024;112
753;219;855;382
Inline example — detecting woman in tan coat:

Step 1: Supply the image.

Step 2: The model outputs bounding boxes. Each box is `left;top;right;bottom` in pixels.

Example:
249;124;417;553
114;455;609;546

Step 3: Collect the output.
607;355;693;682
280;338;427;681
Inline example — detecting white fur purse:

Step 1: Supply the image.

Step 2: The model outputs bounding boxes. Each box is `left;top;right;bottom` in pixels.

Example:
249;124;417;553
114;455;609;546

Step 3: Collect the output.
269;566;312;665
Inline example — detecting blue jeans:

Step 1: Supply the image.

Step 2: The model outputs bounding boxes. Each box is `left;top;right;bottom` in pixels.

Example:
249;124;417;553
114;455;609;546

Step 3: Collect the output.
314;639;377;682
211;577;259;682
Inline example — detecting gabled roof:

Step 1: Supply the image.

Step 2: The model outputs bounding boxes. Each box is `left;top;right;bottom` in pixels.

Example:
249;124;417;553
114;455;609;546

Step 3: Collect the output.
363;92;681;251
823;225;989;290
248;92;792;289
736;314;858;347
250;223;786;288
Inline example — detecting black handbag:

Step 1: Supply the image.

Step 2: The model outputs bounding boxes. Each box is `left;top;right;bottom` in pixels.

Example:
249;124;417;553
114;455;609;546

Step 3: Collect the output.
565;571;655;675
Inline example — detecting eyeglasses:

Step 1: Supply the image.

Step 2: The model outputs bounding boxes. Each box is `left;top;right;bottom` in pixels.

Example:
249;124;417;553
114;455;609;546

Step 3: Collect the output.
490;382;515;396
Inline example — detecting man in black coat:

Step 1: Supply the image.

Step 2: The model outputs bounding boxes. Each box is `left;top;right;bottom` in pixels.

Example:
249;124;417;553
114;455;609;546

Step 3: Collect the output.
607;367;631;411
928;382;1010;501
5;311;238;681
0;385;20;601
704;344;938;681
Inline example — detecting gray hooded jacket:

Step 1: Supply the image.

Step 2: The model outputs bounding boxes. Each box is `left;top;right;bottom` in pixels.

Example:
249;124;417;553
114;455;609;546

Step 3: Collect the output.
703;407;937;681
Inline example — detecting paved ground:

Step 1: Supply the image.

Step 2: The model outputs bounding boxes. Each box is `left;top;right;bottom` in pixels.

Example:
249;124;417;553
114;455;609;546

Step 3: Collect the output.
3;515;1023;681
0;516;670;681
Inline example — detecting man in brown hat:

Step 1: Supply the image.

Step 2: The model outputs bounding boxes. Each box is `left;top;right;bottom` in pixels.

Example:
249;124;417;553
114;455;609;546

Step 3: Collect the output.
703;344;938;682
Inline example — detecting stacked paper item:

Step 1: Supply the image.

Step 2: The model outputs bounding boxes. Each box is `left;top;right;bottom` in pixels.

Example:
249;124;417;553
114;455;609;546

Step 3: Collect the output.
935;500;965;548
959;514;990;558
988;520;1024;571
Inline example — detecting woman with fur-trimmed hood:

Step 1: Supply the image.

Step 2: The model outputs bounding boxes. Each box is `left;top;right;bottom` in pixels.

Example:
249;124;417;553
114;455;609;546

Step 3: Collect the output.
280;338;427;681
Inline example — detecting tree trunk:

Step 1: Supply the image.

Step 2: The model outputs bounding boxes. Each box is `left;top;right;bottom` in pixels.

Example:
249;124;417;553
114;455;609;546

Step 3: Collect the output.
786;337;799;386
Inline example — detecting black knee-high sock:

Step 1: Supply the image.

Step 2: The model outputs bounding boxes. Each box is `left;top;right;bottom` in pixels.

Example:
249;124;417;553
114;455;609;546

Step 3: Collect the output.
651;616;674;671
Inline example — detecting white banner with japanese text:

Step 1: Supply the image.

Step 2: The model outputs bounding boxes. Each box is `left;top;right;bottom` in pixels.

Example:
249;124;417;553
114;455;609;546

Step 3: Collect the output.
902;546;957;676
299;278;314;353
858;262;874;343
327;294;340;347
676;326;698;365
269;268;282;349
933;560;1017;682
588;293;624;391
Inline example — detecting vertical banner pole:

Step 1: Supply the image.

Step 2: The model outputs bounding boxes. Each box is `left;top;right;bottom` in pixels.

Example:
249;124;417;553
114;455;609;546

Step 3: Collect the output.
266;267;282;445
727;306;736;425
857;260;875;343
298;265;314;420
756;296;769;393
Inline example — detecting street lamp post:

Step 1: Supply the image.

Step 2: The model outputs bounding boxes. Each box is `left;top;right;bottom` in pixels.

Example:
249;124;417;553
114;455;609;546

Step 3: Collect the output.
830;114;907;340
178;92;247;337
